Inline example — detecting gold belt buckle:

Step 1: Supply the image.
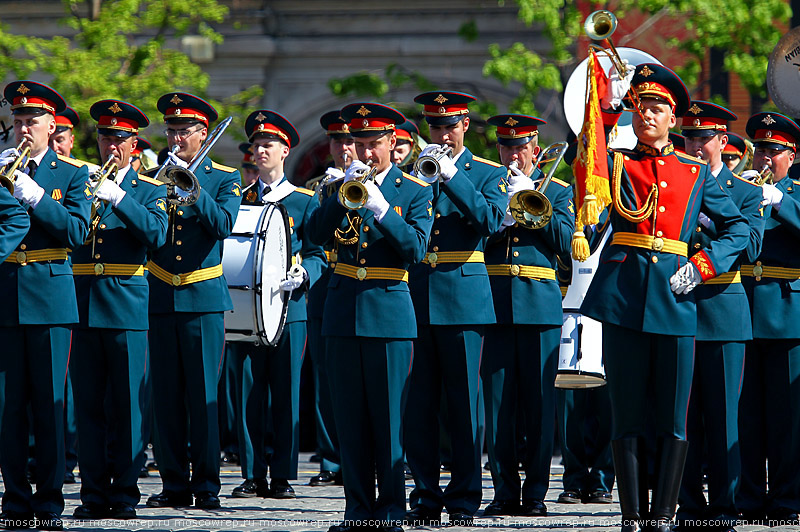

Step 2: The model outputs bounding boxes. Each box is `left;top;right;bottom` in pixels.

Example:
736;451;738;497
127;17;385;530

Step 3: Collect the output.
356;267;367;280
94;263;105;275
16;251;26;264
652;237;664;252
510;264;520;276
428;252;438;268
172;274;182;286
753;261;763;282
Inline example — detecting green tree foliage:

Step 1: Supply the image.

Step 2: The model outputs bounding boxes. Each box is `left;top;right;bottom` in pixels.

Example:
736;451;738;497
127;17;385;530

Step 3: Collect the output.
0;0;262;162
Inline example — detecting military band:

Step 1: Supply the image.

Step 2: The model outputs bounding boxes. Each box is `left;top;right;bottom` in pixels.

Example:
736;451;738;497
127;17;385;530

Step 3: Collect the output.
0;45;793;532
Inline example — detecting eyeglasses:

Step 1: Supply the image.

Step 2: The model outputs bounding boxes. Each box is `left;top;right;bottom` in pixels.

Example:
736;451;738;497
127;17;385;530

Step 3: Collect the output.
163;127;201;140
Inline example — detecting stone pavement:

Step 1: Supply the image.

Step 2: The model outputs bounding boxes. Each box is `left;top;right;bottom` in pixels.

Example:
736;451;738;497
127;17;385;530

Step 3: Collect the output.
40;453;796;531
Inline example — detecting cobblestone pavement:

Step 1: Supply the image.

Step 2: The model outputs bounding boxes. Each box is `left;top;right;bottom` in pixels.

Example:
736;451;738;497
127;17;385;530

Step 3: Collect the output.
30;454;798;531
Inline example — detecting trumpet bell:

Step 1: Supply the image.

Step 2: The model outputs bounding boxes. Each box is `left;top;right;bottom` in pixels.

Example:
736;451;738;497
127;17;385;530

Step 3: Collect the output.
584;10;617;41
509;189;553;230
338;180;368;210
0;144;31;194
415;156;442;183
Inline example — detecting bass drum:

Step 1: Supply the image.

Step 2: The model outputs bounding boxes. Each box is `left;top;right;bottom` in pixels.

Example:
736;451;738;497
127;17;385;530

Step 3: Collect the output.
556;312;605;389
223;203;290;346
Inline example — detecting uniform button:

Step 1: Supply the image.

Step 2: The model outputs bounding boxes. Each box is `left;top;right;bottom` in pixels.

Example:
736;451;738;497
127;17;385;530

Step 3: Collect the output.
513;251;519;257
177;210;184;216
658;160;665;165
433;229;440;235
97;238;103;244
99;224;107;229
658;206;665;213
361;242;368;249
696;226;702;233
176;240;182;246
19;244;26;250
176;255;182;261
94;253;101;259
660;181;667;188
363;226;370;232
651;256;658;264
694;243;701;249
177;225;183;230
433;246;439;252
435;213;441;219
513;237;520;243
656;231;663;237
691;167;697;174
359;258;366;265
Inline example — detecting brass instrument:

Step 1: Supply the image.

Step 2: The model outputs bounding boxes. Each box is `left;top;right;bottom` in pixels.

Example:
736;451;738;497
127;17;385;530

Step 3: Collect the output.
88;158;119;204
0;141;32;194
508;141;568;229
156;116;233;206
584;10;648;124
413;144;453;183
338;158;377;210
747;164;774;186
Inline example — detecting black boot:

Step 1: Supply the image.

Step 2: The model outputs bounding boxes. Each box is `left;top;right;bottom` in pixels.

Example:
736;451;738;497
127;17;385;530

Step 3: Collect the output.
611;438;646;532
650;438;690;532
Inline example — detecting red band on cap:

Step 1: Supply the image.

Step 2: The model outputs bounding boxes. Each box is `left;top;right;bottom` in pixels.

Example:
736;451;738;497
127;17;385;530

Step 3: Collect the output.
251;123;291;147
422;103;469;117
634;82;676;109
164;107;209;126
11;96;56;115
55;115;74;129
347;117;396;133
753;128;796;149
97;115;139;133
396;129;413;141
326;123;350;136
496;126;539;139
681;116;727;131
722;144;743;156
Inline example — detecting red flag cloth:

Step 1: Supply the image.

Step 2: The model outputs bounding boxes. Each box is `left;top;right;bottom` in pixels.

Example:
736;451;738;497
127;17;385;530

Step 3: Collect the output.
571;50;611;260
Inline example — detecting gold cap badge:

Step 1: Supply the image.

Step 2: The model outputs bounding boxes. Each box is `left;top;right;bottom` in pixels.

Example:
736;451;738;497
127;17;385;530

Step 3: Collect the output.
640;65;654;77
109;102;122;114
688;104;702;115
357;106;371;117
505;117;519;126
170;94;182;105
434;94;448;104
763;115;776;125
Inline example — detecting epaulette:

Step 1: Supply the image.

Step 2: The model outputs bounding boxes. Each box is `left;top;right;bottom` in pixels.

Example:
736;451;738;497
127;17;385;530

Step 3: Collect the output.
471;155;503;168
675;152;708;165
137;173;165;186
57;155;86;168
211;161;237;173
294;187;315;197
734;174;760;188
793;180;800;187
403;172;430;186
551;177;570;188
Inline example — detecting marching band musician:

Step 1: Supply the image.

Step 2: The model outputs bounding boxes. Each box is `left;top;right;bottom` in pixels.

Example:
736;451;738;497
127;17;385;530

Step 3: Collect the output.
405;91;507;527
229;110;325;500
392;119;420;172
70;99;168;520
480;114;574;517
722;133;747;174
579;64;749;532
306;110;357;488
145;93;242;511
130;137;154;174
49;107;78;158
238;142;259;186
676;101;764;532
0;80;91;531
307;102;433;532
738;112;800;525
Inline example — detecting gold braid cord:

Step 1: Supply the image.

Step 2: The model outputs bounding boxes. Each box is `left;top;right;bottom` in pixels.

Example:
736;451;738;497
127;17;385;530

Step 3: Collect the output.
612;151;658;223
334;212;362;245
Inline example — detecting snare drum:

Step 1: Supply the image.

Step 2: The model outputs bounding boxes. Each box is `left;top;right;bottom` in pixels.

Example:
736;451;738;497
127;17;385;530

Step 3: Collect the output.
222;203;290;346
556;312;605;389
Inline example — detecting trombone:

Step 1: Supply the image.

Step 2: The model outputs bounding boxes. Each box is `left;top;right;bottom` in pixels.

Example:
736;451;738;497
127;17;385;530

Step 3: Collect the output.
0;141;32;194
338;158;377;210
584;10;648;124
508;141;568;229
155;116;233;206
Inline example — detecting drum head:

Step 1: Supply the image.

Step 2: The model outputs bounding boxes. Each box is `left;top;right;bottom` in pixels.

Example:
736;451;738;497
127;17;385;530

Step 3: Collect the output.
767;27;800;117
254;202;290;346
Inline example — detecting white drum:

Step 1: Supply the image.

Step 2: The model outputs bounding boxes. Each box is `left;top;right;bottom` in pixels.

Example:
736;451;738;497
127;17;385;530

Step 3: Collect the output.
556;312;605;389
223;203;290;346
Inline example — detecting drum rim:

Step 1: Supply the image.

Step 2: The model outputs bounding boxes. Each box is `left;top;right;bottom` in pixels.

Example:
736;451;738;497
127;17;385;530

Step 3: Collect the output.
253;201;291;346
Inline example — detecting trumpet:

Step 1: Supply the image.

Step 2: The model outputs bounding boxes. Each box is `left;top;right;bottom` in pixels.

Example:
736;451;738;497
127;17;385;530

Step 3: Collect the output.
155;116;233;205
413;144;453;183
0;141;32;194
508;141;568;229
584;10;648;124
88;158;119;205
745;164;774;186
338;158;377;210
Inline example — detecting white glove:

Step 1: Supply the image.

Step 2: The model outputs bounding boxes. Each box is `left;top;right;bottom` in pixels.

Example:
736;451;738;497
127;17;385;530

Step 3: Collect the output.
669;262;702;295
438;154;458;182
167;150;190;169
0;147;20;169
325;167;345;182
344;160;370;182
417;144;440;159
94;179;127;208
12;171;45;207
507;165;536;196
280;264;307;293
502;211;516;227
363;180;391;221
740;169;759;182
602;62;635;110
761;183;784;207
697;212;712;228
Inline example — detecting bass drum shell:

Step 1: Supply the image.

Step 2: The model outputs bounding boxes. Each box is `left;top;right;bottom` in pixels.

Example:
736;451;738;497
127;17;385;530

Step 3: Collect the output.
556;312;606;389
223;202;290;346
